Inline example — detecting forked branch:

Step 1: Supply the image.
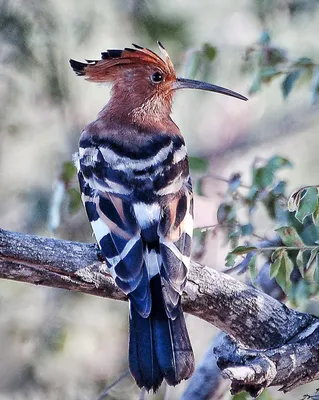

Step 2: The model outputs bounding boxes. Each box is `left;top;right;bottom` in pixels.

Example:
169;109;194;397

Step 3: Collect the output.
0;228;318;396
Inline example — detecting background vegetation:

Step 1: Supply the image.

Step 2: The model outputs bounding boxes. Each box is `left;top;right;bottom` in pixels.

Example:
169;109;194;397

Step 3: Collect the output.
1;0;319;399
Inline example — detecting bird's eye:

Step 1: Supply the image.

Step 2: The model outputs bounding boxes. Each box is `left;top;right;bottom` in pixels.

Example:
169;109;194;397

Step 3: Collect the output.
151;71;163;83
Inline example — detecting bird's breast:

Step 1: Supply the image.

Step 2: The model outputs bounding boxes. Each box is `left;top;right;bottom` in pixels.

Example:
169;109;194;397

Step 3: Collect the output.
78;132;190;203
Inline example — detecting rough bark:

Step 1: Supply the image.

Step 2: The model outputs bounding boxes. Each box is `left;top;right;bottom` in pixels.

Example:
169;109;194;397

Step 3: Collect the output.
215;323;319;397
1;228;319;396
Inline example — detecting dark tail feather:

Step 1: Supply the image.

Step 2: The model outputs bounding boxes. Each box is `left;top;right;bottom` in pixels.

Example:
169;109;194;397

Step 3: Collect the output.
129;304;163;392
129;275;194;392
151;275;194;386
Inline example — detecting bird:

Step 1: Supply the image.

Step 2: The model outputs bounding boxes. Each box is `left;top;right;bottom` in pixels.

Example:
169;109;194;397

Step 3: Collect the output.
69;42;247;392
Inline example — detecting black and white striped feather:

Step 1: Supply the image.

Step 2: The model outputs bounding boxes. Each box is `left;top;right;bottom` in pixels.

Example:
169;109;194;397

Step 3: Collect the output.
75;128;194;390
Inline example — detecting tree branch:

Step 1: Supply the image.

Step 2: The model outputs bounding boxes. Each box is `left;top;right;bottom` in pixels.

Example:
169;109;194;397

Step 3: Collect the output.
215;323;319;397
1;228;318;396
181;333;229;400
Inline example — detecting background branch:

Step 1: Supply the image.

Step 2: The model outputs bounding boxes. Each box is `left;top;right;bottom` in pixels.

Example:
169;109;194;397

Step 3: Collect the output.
181;333;229;400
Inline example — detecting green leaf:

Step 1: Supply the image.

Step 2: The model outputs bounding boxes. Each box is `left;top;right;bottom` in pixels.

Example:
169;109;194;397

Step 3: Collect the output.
249;254;257;283
267;47;287;65
275;226;305;247
60;161;77;183
296;250;305;278
270;249;294;293
292;280;311;308
217;203;236;224
230;245;257;255
261;66;281;82
253;156;291;188
67;188;82;215
288;188;303;212
257;388;273;400
281;70;302;99
295;187;318;224
228;173;241;193
293;57;313;67
202;42;217;61
225;252;236;267
188;156;209;173
241;223;253;236
272;180;286;195
258;31;271;45
248;156;292;205
306;248;319;270
314;254;319;285
254;167;274;188
249;70;262;95
311;66;319;105
232;391;250;400
313;202;319;226
271;248;282;263
275;251;293;293
266;155;293;171
270;252;283;278
228;226;241;248
195;178;205;196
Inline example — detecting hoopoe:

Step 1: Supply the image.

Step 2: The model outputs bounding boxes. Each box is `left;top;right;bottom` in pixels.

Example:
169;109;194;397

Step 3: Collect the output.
70;42;247;392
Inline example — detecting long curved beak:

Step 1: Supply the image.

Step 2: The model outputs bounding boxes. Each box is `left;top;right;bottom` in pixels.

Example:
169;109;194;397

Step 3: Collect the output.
173;77;248;101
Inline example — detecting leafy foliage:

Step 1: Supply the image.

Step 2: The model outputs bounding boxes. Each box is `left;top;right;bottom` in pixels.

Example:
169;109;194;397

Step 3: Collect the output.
244;31;319;103
288;186;319;224
189;156;209;173
195;154;319;304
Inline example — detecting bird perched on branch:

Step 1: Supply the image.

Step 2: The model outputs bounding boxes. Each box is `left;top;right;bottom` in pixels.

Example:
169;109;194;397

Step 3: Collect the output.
70;42;247;392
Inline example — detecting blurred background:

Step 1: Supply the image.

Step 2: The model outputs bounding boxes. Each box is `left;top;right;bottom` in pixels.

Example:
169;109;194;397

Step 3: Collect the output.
1;0;319;399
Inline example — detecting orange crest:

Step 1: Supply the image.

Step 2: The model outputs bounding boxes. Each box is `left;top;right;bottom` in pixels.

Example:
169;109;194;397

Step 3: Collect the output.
70;42;175;83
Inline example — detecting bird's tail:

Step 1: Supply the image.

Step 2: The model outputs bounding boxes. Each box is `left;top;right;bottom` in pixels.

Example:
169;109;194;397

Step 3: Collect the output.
128;275;194;392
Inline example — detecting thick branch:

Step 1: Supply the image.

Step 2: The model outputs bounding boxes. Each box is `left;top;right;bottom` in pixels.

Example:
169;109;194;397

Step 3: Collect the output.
215;322;319;397
1;228;319;394
0;228;312;347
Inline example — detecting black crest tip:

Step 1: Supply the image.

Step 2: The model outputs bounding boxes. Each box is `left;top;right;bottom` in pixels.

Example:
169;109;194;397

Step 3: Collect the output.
157;41;165;50
69;59;87;76
132;43;144;50
124;47;136;52
108;49;123;58
101;49;123;59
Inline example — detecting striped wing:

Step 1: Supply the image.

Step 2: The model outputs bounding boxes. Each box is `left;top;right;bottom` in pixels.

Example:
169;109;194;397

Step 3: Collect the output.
75;130;193;320
77;168;151;317
159;182;193;319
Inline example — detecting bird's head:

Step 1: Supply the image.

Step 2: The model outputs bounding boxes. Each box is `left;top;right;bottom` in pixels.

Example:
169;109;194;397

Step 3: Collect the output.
70;42;247;126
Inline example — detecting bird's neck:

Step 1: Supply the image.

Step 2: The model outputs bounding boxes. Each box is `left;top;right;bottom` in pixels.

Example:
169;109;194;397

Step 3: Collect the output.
99;91;176;133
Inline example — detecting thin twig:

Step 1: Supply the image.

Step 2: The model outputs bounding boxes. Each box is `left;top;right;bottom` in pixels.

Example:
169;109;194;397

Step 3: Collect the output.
255;245;317;252
95;370;130;400
163;382;170;400
139;388;146;400
196;223;220;233
202;174;251;189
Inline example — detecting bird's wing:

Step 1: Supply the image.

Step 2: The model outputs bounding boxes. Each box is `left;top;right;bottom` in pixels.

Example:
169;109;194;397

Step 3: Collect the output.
158;181;193;319
77;164;151;317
